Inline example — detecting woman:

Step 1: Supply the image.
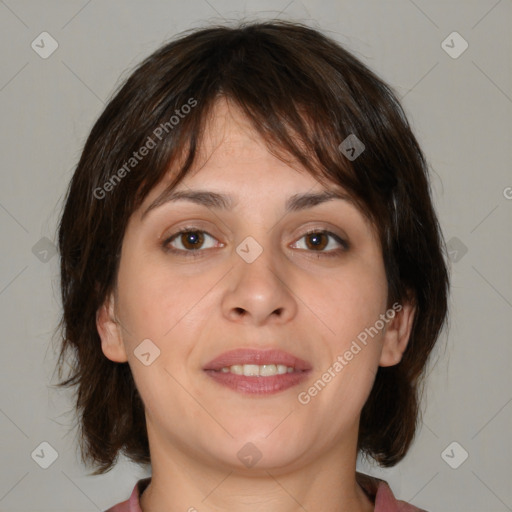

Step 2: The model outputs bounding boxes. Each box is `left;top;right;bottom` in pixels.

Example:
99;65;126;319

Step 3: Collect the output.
56;20;449;512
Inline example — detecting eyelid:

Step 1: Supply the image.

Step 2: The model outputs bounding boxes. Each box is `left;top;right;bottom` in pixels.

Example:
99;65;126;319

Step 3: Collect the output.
160;220;225;244
299;227;349;250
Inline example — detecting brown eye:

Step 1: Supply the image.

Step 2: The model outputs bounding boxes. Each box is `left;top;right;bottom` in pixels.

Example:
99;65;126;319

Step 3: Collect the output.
163;229;219;256
176;231;205;250
291;230;348;257
304;232;329;251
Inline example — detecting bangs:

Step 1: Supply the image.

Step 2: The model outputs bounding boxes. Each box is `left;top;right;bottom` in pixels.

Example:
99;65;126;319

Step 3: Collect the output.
106;22;400;233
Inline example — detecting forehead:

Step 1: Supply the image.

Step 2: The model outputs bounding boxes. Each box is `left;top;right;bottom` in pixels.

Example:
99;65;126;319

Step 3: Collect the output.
158;97;327;193
134;97;380;243
195;98;282;165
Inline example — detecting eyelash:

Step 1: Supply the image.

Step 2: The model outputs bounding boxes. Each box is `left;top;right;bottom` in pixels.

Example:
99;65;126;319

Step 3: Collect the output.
162;227;349;258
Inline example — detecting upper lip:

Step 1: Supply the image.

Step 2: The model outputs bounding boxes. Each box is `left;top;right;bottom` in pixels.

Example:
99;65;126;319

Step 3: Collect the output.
203;348;312;371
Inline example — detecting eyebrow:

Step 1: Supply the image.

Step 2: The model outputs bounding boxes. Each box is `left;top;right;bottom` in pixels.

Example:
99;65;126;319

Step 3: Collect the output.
141;188;353;220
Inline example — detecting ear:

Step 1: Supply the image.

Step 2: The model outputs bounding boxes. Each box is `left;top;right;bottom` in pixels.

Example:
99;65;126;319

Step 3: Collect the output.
379;299;416;367
96;292;128;363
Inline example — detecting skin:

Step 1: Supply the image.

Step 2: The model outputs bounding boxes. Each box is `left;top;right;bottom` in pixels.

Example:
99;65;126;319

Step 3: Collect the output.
97;98;415;512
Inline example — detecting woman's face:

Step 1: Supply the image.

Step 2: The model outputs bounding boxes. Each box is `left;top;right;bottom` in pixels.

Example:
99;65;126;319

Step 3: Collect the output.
98;99;413;474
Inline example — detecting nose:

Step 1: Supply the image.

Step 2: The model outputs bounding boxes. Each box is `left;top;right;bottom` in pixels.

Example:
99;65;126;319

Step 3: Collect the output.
221;241;298;326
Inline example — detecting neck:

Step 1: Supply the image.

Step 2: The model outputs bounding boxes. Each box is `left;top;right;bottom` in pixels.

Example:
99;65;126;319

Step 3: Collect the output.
139;429;374;512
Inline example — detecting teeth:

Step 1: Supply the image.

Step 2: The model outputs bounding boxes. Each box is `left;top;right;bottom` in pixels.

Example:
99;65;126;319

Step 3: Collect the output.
219;364;295;376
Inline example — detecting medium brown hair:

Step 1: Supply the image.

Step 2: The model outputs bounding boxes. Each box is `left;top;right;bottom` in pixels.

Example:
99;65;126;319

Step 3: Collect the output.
54;20;449;475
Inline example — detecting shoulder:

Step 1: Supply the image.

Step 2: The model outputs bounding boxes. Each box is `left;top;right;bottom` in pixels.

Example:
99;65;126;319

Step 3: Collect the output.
356;471;429;512
104;477;151;512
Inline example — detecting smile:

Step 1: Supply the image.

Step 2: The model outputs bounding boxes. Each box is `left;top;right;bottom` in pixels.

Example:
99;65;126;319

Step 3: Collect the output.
217;364;296;376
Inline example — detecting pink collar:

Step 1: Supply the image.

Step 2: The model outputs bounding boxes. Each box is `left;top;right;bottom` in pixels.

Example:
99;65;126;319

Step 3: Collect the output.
106;472;428;512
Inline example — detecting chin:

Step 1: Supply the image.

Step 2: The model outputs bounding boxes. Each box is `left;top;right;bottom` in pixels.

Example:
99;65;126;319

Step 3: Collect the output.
213;431;305;472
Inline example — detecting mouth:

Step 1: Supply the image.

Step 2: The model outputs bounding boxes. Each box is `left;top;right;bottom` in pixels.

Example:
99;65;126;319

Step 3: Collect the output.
203;348;312;395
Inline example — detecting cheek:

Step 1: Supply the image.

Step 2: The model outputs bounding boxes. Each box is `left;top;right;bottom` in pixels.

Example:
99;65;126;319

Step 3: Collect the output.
311;260;388;345
115;248;201;340
115;250;222;386
303;256;387;405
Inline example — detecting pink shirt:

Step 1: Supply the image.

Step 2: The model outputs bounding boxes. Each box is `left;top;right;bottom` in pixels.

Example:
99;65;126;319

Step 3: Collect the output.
104;472;428;511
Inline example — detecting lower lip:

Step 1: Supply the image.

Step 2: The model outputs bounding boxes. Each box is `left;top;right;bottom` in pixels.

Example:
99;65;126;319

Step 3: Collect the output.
204;370;311;395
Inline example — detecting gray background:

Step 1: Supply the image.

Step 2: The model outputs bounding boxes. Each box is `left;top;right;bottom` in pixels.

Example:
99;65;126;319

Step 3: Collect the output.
1;1;511;511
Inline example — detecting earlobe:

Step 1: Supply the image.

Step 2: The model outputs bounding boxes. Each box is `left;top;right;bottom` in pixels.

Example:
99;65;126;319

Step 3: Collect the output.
96;293;128;363
379;300;416;367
